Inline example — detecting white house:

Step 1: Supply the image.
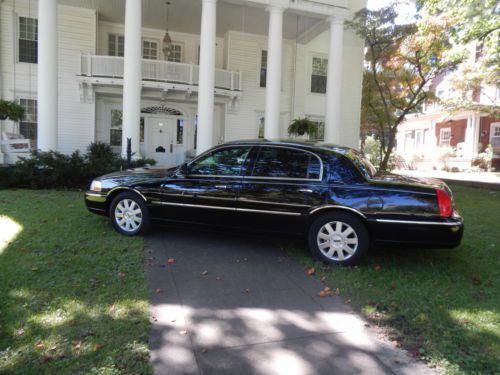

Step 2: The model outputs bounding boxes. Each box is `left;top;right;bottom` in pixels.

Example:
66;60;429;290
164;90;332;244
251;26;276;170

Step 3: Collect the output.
0;0;366;166
396;42;500;171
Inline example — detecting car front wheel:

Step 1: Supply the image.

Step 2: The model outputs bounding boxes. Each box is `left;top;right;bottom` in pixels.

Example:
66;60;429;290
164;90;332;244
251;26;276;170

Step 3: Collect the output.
110;192;150;236
308;212;369;266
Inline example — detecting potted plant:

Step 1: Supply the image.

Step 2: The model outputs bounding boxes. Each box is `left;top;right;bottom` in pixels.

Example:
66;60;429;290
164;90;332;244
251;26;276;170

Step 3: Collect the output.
0;100;25;122
288;117;318;138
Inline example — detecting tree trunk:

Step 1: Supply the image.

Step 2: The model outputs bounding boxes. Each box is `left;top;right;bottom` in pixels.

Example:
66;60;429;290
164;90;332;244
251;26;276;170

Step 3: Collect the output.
379;130;396;171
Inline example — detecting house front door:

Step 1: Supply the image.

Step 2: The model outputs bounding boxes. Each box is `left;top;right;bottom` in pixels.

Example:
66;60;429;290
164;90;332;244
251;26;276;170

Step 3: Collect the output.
148;117;176;167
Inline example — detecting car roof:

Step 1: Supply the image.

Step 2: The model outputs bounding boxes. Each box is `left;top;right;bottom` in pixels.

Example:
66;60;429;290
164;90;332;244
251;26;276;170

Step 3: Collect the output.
223;139;358;155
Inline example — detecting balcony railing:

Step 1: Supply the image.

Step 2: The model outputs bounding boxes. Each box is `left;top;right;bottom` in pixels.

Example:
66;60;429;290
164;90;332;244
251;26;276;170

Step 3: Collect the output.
79;54;242;91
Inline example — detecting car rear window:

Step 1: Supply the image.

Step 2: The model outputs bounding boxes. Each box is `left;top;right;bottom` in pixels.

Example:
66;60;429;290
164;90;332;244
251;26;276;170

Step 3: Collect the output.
251;147;322;180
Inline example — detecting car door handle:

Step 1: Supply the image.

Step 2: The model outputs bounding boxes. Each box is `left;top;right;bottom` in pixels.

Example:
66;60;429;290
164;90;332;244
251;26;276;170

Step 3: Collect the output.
298;189;313;193
215;185;228;189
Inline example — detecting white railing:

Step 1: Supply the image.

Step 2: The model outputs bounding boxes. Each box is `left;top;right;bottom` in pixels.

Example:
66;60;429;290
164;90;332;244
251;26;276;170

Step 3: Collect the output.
79;54;242;91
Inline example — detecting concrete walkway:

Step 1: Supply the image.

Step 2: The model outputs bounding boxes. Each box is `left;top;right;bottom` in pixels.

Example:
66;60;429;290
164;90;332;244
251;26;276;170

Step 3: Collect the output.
145;229;433;375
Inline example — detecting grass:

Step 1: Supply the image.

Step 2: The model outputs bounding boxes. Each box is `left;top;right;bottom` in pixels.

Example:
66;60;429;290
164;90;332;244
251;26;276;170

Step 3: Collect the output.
286;184;500;375
0;190;151;374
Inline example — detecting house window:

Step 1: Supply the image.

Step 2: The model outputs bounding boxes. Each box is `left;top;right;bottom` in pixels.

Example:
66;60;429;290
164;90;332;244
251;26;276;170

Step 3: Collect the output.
19;99;37;148
143;40;158;60
257;115;265;138
307;119;325;141
311;57;328;94
19;17;38;63
491;123;500;151
177;119;184;144
440;128;451;146
110;110;144;146
108;34;124;57
167;44;182;63
260;50;267;88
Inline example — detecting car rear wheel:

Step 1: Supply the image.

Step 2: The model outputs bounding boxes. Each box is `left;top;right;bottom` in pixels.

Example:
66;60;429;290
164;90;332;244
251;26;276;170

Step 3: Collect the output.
308;212;369;266
110;192;150;236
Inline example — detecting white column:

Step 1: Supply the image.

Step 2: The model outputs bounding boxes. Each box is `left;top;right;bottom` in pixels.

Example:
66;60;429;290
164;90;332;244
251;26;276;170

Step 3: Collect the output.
264;5;284;139
464;114;480;159
324;17;344;144
196;0;217;155
37;0;58;151
121;0;142;158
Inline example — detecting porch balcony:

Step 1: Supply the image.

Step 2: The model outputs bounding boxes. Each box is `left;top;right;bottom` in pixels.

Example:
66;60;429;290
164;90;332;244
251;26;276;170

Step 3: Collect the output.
77;54;242;95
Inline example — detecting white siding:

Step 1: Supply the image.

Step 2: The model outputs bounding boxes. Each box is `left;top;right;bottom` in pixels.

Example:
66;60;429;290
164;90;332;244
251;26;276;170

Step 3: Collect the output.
0;0;96;154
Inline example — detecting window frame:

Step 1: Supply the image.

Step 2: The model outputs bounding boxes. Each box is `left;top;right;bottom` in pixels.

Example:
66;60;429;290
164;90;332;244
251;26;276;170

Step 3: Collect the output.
249;145;324;182
108;33;125;57
310;55;328;94
187;145;253;177
18;16;38;64
439;127;452;146
166;42;183;63
142;38;159;60
18;98;37;148
259;49;268;88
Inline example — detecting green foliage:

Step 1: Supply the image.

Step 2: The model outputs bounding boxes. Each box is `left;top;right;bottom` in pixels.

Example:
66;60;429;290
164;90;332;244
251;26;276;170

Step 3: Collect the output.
288;118;318;138
350;6;461;171
418;0;500;115
0;100;25;122
286;184;500;374
0;142;157;189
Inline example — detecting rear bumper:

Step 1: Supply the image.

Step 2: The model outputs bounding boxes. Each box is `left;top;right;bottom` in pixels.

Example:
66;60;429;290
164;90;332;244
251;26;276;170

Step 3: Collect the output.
85;191;108;216
369;211;464;248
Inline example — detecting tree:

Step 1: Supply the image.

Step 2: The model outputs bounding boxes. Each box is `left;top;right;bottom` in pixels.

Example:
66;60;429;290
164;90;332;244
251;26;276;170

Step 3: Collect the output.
418;0;500;116
349;6;460;170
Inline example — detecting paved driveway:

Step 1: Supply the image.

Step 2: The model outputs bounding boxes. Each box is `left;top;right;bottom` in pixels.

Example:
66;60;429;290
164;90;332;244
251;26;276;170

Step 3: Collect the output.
145;229;432;375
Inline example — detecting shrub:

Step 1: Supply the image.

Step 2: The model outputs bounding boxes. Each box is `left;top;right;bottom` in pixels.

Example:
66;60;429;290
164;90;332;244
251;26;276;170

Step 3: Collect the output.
1;142;157;190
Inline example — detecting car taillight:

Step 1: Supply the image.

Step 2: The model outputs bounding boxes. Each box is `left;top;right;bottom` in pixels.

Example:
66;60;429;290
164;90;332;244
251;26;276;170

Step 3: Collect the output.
436;189;452;218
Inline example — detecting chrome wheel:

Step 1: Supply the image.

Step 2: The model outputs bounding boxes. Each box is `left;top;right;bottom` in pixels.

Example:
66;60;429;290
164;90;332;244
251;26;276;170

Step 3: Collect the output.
317;221;358;261
114;198;143;232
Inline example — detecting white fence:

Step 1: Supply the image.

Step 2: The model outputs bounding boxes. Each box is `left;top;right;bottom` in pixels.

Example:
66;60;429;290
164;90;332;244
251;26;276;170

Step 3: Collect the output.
79;54;242;91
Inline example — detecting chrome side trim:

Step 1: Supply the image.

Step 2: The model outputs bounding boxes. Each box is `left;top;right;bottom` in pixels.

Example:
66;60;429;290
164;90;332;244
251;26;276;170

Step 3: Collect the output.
86;192;105;198
375;219;462;226
309;205;367;219
107;187;148;201
151;201;301;216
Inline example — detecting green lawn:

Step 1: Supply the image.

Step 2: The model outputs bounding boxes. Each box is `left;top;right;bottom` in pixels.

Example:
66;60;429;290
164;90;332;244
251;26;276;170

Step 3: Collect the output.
0;190;151;374
287;184;500;375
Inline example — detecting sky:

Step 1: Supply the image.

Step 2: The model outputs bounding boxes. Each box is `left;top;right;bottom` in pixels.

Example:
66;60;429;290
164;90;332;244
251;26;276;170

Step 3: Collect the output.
367;0;417;24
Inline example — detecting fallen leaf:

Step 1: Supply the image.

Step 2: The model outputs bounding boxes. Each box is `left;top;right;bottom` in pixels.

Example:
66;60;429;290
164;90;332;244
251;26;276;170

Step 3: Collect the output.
392;340;401;348
375;265;381;272
167;258;175;264
318;290;328;298
320;276;326;282
344;298;351;304
307;267;315;276
155;288;163;294
201;270;209;276
335;288;340;296
72;340;82;350
31;266;38;272
118;272;126;278
35;341;45;349
48;345;57;352
94;343;103;351
323;286;331;293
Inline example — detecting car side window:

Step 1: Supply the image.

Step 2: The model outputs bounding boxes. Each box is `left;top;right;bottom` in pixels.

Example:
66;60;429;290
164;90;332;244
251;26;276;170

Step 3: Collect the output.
189;146;251;176
252;147;321;180
327;155;363;184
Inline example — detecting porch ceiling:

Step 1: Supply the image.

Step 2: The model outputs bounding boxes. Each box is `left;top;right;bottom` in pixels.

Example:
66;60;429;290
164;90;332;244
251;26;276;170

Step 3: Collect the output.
59;0;322;39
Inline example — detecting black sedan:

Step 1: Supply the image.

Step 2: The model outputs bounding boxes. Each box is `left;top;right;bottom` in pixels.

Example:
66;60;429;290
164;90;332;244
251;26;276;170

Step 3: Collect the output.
85;140;464;265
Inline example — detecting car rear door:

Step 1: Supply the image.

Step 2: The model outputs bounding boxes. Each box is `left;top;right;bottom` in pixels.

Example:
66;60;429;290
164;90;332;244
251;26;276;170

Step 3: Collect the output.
154;145;253;227
235;146;328;233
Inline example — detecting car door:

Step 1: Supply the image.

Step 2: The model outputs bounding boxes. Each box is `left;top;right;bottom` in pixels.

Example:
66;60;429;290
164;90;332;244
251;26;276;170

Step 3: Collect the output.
236;146;328;233
154;145;253;227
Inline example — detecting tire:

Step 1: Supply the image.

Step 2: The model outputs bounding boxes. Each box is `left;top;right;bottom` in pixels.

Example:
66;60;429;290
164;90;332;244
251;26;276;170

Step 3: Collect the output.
308;211;369;266
109;192;150;236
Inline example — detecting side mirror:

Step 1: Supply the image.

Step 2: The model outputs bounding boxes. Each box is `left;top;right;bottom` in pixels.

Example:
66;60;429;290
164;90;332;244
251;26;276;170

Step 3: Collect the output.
179;163;190;175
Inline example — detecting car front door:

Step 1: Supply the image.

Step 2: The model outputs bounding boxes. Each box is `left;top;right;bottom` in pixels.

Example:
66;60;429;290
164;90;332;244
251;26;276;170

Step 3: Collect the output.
153;145;253;227
236;146;328;233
